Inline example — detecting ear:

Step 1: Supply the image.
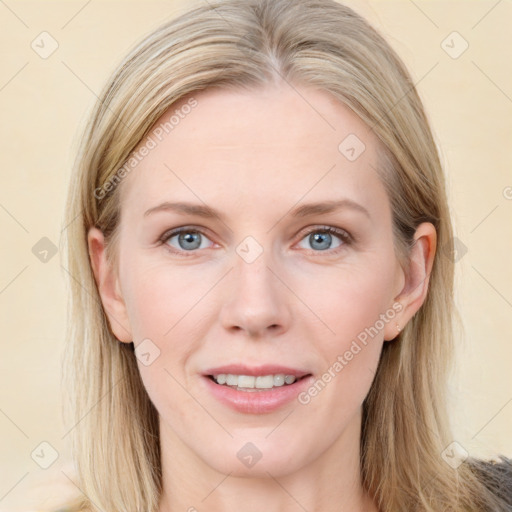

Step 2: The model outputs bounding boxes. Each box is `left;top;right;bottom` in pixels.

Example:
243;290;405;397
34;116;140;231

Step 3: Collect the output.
383;222;437;341
87;226;132;343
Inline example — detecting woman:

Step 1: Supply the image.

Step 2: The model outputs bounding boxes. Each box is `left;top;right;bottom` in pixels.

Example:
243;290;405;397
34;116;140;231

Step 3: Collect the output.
61;0;511;510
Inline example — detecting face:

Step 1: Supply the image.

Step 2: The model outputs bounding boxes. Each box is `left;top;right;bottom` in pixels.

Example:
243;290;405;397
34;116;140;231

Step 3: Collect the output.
92;83;411;478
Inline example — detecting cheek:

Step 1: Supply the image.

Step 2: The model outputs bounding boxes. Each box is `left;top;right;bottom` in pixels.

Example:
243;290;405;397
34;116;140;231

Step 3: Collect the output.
117;262;200;401
292;251;396;407
305;254;396;398
121;255;210;340
298;255;398;349
120;260;207;413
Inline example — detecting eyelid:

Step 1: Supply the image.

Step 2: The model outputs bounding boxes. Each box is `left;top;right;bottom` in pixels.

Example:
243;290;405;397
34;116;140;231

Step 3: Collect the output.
159;225;212;244
296;225;352;244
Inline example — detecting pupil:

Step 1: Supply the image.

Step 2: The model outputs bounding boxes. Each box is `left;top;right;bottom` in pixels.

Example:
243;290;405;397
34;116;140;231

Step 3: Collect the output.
312;232;331;250
180;232;200;250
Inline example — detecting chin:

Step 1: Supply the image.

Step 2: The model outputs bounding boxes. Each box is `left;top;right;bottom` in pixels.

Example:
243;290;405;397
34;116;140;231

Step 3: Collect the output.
199;436;313;478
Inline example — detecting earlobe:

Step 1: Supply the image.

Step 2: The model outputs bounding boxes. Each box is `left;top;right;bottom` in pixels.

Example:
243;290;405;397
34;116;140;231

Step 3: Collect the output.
384;222;437;341
87;227;132;343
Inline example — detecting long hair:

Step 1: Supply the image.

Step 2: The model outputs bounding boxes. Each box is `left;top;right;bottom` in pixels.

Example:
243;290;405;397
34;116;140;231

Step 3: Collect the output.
60;0;509;510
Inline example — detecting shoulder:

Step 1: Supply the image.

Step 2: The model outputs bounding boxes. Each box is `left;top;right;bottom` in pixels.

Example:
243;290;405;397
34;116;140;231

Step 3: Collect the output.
467;455;512;506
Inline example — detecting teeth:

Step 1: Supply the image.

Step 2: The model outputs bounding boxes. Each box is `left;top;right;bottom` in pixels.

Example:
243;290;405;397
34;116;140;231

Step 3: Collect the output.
284;375;296;384
238;375;256;388
212;373;299;389
226;374;238;386
273;374;285;386
255;375;274;388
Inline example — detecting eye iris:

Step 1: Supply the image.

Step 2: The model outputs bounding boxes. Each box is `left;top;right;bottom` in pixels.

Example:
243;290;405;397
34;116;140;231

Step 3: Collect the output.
310;231;332;250
179;231;201;250
169;229;341;252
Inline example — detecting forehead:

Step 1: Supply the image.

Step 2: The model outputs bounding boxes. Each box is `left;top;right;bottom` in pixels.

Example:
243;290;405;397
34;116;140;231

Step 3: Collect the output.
119;83;386;217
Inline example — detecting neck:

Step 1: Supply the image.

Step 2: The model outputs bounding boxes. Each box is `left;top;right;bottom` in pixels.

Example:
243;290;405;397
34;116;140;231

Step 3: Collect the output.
158;411;378;512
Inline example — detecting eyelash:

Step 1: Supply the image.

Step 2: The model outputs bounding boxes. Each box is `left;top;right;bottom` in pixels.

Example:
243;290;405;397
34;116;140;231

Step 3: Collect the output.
158;225;353;257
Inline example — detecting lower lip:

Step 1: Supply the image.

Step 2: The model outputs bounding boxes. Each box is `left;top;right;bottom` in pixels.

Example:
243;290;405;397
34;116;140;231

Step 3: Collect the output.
202;375;314;414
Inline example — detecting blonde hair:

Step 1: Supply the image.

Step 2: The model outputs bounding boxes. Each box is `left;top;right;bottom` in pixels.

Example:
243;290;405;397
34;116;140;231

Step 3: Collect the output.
61;0;509;511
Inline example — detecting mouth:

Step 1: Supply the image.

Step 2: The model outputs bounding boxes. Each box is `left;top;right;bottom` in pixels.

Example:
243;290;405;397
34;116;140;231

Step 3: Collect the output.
201;364;314;413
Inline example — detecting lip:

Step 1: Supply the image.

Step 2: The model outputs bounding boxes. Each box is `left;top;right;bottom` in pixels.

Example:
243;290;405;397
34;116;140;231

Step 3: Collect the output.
201;364;313;414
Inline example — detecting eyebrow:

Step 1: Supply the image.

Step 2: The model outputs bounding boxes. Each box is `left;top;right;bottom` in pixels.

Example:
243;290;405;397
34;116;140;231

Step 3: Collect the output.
143;199;370;220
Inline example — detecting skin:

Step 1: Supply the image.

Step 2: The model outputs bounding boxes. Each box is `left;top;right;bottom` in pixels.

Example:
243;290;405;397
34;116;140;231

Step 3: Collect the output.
88;82;436;512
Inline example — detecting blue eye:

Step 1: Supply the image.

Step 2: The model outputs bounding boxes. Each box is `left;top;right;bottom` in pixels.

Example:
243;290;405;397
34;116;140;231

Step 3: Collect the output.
297;226;350;253
162;228;213;253
159;225;351;257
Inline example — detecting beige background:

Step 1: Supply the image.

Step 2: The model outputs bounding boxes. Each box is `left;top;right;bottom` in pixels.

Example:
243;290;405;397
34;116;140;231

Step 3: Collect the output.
1;0;511;510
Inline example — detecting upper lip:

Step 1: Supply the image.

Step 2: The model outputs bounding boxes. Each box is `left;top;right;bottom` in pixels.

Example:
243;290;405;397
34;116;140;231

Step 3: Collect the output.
203;364;311;378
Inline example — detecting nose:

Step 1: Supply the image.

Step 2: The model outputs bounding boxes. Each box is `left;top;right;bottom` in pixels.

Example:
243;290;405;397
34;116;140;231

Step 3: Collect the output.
219;250;291;338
